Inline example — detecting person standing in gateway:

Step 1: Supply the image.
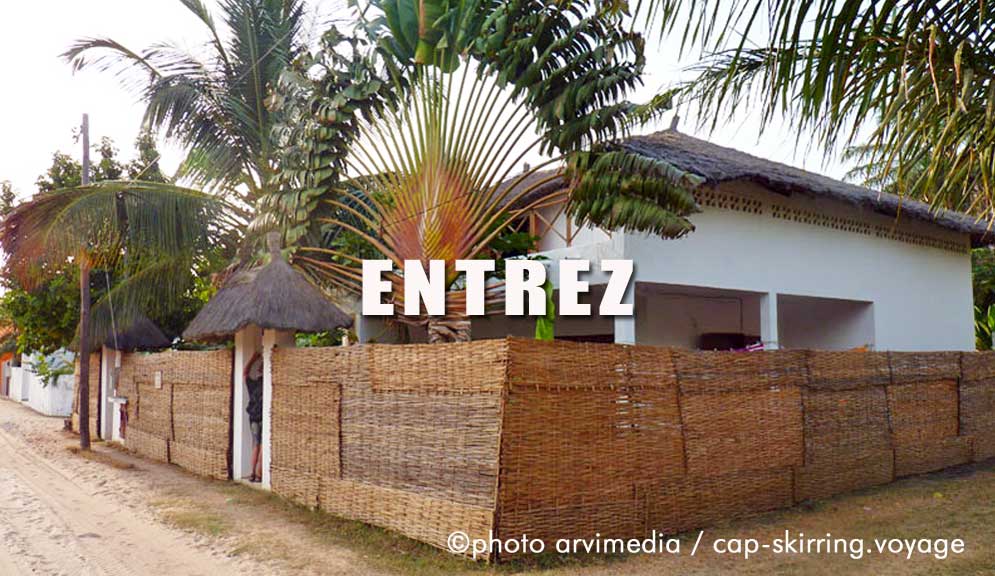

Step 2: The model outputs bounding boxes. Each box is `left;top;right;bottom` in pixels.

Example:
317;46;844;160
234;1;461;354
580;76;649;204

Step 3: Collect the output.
245;352;263;482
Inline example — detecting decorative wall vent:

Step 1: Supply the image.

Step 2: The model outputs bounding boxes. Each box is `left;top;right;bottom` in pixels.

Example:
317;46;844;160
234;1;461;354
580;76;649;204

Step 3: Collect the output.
696;189;968;254
695;189;764;215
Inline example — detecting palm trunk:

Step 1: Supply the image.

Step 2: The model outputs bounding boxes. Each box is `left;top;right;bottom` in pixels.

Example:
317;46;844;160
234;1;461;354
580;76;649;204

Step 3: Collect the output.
78;262;91;450
426;316;471;343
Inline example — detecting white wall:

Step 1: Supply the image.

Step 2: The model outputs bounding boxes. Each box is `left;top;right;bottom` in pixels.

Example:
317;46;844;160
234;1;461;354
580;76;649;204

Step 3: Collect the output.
778;295;875;350
530;181;973;351
356;181;975;351
620;181;974;351
634;287;762;348
17;351;76;417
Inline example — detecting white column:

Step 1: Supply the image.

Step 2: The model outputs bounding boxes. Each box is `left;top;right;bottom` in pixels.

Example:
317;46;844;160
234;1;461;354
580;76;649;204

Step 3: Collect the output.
613;281;637;345
261;329;275;489
761;292;780;350
355;313;368;344
100;346;110;440
232;329;248;481
261;329;295;490
232;326;262;481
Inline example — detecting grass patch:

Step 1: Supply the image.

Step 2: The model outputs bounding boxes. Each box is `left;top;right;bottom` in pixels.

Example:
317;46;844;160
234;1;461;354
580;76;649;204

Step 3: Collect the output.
215;483;624;576
66;446;134;470
153;497;230;537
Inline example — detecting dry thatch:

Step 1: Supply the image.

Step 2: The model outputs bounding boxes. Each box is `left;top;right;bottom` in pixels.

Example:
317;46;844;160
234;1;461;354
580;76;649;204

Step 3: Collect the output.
497;168;568;209
622;130;995;246
183;234;352;342
103;315;170;351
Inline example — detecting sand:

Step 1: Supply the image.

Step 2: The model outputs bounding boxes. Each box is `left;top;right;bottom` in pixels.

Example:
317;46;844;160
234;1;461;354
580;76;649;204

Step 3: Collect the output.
0;397;383;576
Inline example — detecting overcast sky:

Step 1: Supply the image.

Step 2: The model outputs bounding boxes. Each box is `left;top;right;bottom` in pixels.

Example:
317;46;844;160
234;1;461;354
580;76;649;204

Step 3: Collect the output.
0;1;854;199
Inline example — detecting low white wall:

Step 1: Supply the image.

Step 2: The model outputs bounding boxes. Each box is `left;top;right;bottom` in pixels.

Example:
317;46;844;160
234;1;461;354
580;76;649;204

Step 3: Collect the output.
9;366;28;401
18;351;76;417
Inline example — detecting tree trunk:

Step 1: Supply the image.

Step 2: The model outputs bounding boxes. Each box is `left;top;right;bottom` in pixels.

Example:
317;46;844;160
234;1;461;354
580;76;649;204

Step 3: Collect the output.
78;262;92;450
427;316;471;343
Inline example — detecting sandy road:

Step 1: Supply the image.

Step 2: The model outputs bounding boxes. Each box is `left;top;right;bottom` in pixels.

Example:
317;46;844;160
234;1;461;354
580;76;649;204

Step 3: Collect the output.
0;402;259;576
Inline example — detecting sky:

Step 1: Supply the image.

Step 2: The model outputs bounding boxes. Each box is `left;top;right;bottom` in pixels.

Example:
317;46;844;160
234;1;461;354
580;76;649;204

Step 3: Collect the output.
0;1;854;200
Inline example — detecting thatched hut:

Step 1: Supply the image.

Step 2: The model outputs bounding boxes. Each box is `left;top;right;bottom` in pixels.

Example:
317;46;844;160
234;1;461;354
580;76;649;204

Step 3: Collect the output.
104;315;170;351
183;235;352;342
183;232;351;488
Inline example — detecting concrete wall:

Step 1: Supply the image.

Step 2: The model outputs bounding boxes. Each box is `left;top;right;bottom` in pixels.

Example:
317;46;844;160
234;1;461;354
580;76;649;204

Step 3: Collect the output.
533;181;973;351
778;295;875;350
356;180;974;351
17;351;76;417
632;287;762;349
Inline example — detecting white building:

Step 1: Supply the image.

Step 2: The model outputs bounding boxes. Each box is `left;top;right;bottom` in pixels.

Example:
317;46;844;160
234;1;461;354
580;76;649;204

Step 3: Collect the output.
360;131;989;352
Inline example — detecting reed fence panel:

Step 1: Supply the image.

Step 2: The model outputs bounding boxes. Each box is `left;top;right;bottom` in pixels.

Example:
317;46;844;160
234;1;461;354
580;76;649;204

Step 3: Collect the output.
74;339;995;563
271;342;505;558
960;352;995;461
168;350;233;479
71;353;102;438
120;349;232;471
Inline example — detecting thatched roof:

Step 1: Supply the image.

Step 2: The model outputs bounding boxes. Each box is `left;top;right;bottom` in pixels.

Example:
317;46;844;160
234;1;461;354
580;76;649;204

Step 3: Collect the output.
621;130;995;247
183;234;353;342
104;315;170;351
497;168;568;209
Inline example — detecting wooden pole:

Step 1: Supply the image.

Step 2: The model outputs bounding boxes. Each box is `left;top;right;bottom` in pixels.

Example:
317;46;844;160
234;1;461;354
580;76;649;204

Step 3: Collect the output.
78;114;92;450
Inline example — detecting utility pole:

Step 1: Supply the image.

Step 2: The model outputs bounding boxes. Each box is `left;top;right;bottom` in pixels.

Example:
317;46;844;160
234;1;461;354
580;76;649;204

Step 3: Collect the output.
82;115;90;186
78;113;92;450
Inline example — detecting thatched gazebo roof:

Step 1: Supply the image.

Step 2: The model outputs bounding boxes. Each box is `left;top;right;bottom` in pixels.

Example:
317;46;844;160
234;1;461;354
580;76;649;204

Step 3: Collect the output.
183;233;352;342
104;315;170;351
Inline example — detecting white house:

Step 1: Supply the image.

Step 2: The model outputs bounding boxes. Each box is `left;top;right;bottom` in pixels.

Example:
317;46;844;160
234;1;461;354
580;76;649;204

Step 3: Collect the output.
361;131;989;352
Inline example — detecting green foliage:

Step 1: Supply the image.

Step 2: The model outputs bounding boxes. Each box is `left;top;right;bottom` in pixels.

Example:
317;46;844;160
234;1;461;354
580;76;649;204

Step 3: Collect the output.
275;1;703;315
28;353;75;388
972;248;995;309
0;132;223;348
127;131;168;182
1;176;233;346
36;137;125;193
535;280;555;341
294;328;352;347
266;27;402;247
975;304;995;351
642;1;995;216
0;181;15;217
0;271;80;354
63;0;311;218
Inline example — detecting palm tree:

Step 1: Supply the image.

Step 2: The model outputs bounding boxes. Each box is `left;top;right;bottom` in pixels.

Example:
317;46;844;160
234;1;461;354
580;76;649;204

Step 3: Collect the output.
275;0;705;342
636;1;995;219
0;183;231;448
62;0;313;217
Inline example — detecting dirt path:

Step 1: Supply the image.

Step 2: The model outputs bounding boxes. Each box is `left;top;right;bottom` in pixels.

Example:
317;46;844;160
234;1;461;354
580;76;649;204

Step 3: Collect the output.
2;397;993;576
0;399;383;576
0;407;258;575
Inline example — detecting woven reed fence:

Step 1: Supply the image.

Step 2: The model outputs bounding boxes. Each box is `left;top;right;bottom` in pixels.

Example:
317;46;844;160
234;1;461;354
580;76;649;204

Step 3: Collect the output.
268;340;995;561
71;339;995;562
495;341;995;559
116;349;233;479
270;343;504;557
71;353;102;437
